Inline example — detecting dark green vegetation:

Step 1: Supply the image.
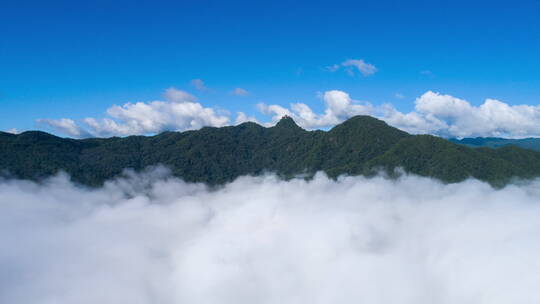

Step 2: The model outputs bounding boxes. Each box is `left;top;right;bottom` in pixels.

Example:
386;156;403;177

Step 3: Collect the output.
2;115;540;187
451;137;540;152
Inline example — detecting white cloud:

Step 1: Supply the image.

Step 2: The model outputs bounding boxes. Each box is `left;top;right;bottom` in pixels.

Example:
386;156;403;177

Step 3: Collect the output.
37;118;87;137
260;90;540;138
4;128;19;134
383;91;540;138
232;88;249;96
38;88;229;138
190;79;208;91
259;90;372;129
2;170;540;303
341;59;378;76
325;64;340;72
36;88;540;139
326;59;377;76
395;93;405;99
234;112;259;125
164;87;198;102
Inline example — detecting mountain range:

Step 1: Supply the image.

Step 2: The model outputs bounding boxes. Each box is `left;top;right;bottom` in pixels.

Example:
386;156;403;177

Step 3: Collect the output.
2;115;540;187
450;137;540;152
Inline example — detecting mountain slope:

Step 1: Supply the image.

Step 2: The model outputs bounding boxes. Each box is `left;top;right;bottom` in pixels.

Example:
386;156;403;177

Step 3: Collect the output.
367;135;531;185
2;115;540;186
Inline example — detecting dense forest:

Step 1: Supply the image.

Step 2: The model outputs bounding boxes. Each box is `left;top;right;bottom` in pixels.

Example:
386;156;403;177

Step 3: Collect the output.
2;115;540;187
450;137;540;152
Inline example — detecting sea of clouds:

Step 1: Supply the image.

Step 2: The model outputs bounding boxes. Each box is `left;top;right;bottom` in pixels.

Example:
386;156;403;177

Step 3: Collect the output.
2;169;540;303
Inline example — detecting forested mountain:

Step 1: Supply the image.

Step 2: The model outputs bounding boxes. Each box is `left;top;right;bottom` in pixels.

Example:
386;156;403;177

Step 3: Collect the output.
2;115;540;187
450;137;540;152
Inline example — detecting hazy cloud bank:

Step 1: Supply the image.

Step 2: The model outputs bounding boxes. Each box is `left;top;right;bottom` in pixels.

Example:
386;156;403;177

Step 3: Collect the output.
2;170;540;303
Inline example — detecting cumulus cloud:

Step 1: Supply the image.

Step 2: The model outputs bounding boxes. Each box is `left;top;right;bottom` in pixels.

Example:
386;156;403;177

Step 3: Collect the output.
36;87;540;138
2;170;540;303
232;88;249;96
37;118;88;137
164;87;198;102
234;112;259;125
190;79;208;91
259;90;372;129
382;91;540;138
261;90;540;138
38;88;229;138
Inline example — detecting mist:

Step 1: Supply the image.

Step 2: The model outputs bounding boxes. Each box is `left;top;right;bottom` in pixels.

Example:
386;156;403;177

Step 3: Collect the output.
1;169;540;304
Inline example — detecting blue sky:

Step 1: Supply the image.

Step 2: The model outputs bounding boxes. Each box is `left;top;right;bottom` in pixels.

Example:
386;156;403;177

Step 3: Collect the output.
1;0;540;136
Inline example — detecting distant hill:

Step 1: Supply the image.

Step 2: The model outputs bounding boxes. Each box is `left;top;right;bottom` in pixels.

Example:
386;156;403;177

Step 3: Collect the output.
450;137;540;152
3;115;540;187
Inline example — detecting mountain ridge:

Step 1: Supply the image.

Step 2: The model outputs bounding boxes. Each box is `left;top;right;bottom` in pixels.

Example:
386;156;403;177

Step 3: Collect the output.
450;137;540;152
2;115;540;187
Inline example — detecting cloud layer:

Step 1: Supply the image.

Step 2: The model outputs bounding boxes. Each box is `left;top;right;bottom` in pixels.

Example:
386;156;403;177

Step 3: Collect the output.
38;88;540;138
261;90;540;138
2;170;540;303
39;88;235;137
379;91;540;137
